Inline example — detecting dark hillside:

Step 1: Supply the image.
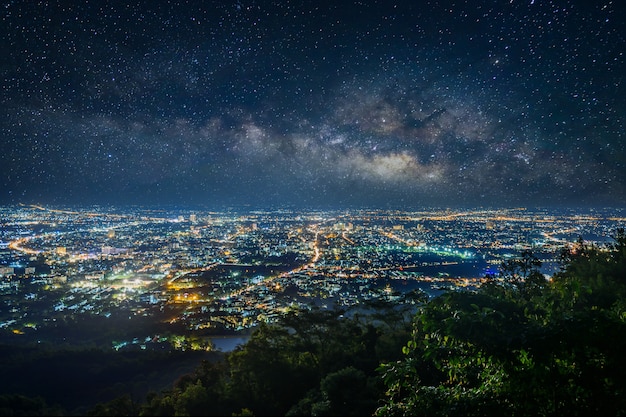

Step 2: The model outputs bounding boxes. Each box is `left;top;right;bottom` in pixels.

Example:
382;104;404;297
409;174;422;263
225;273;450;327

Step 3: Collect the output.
0;344;222;415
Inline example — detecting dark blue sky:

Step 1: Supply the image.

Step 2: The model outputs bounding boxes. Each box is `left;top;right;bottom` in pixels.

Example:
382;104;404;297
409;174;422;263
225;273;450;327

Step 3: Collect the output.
1;0;625;209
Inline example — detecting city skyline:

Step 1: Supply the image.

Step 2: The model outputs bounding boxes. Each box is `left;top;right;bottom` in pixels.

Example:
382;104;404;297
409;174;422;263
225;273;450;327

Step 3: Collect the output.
2;203;624;349
2;1;625;209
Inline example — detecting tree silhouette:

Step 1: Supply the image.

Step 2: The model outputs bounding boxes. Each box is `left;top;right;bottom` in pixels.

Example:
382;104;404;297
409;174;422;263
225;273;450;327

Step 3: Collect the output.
376;231;626;416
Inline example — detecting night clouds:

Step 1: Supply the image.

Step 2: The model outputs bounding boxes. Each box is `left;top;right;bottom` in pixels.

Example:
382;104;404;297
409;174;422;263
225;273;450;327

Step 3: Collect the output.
1;0;624;208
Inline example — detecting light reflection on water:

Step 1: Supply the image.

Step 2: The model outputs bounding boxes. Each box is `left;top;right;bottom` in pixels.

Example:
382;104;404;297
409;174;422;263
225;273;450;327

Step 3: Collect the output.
211;336;251;352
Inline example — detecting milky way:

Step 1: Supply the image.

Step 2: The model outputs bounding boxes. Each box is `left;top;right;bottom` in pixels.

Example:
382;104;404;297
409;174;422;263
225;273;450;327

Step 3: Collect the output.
1;0;625;208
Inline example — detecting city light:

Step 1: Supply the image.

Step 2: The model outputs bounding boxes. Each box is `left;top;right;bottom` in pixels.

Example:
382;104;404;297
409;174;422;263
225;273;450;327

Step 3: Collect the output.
0;204;623;350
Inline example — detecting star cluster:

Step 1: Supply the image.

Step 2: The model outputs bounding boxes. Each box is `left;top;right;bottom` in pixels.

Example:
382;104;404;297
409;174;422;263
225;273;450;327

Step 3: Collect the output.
1;0;624;208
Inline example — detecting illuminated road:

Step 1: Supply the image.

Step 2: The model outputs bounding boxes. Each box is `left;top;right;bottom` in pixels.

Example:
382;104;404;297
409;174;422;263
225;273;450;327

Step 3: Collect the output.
8;236;41;255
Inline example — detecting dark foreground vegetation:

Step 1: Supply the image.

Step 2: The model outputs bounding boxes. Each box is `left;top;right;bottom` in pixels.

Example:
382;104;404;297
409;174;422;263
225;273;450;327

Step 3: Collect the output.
1;229;626;416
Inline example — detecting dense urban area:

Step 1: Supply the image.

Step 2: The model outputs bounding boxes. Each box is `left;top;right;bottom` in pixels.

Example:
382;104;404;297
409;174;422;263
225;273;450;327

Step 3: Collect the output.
1;204;624;351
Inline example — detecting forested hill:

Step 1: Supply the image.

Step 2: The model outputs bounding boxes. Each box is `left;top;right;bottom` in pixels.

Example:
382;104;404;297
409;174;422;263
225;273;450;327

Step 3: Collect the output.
2;229;626;416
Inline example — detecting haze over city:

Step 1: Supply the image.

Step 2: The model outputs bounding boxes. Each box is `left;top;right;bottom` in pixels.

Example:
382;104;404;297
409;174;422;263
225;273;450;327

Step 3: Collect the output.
2;0;624;209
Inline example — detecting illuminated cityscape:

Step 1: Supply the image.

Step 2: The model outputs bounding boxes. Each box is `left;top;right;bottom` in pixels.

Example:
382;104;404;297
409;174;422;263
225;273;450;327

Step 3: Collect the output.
1;204;624;351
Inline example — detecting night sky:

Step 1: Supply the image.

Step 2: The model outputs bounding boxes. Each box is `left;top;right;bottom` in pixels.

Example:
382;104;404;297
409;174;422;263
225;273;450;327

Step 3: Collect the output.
2;0;625;209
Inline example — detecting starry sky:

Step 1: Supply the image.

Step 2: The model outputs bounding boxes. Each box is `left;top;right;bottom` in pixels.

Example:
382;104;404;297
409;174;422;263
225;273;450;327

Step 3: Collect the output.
1;0;625;209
